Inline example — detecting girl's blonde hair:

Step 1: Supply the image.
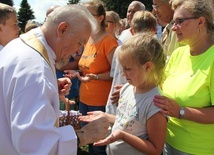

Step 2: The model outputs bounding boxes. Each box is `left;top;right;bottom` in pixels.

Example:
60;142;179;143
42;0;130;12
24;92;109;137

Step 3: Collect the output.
131;11;157;33
120;33;166;85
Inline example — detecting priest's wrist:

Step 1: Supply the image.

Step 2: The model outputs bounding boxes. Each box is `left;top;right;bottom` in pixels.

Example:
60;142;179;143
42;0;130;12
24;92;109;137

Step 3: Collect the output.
75;130;84;147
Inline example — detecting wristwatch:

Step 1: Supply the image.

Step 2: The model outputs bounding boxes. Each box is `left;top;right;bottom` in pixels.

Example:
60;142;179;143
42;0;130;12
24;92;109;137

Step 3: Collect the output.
179;107;185;119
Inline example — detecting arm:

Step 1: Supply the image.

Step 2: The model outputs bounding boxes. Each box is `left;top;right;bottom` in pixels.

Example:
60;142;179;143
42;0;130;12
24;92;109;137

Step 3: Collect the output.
80;47;117;82
94;112;167;155
154;95;214;124
182;107;214;124
57;77;71;97
79;111;116;125
110;85;123;104
11;79;77;154
76;116;110;147
107;47;116;65
57;77;75;104
89;47;117;81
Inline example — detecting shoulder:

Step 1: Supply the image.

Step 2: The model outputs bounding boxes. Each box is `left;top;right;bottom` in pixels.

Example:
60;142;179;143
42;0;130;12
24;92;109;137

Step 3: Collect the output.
1;38;51;77
101;34;118;51
118;29;132;43
169;45;189;61
103;33;118;43
120;83;132;94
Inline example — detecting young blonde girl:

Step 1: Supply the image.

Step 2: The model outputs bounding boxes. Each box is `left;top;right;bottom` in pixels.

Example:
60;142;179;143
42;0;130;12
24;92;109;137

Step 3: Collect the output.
80;33;167;155
106;11;158;115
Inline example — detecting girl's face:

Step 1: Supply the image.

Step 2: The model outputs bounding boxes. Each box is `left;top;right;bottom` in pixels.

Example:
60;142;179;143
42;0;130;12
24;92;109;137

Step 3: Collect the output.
118;52;148;88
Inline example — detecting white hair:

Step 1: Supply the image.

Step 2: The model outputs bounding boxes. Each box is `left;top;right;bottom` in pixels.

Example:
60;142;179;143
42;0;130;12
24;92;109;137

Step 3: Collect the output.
46;4;98;34
130;1;146;11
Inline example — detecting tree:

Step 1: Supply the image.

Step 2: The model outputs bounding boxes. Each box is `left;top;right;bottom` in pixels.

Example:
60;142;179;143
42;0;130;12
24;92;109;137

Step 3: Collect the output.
67;0;80;4
102;0;153;19
17;0;35;33
0;0;14;6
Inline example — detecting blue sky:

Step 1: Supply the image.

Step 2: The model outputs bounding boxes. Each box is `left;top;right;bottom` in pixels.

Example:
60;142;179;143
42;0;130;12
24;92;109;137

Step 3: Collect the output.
14;0;87;23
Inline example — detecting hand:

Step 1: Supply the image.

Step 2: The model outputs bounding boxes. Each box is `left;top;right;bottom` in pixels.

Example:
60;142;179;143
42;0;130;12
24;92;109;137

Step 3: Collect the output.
153;95;180;118
78;116;110;146
94;129;123;146
57;77;71;96
59;95;75;105
63;70;78;79
110;85;123;104
79;111;105;123
77;73;96;82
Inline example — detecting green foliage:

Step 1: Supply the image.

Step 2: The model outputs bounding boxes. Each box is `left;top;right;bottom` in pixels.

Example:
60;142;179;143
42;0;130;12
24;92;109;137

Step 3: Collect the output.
17;0;35;33
68;0;80;4
0;0;14;6
102;0;153;19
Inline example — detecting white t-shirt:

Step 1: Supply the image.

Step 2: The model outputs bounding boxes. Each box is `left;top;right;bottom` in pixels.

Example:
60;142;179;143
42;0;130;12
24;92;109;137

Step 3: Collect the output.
106;29;133;115
118;28;132;43
0;45;3;51
107;84;162;155
106;46;127;114
0;28;77;155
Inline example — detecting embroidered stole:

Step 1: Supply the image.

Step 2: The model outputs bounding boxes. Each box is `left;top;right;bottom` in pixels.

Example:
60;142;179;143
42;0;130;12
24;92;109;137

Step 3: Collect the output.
20;33;59;127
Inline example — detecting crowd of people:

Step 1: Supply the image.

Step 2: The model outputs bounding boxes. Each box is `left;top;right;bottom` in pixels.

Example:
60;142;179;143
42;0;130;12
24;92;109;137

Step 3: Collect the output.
0;0;214;154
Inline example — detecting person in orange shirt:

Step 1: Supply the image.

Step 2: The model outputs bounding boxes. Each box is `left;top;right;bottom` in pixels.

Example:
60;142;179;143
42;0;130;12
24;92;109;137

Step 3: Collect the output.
65;0;118;154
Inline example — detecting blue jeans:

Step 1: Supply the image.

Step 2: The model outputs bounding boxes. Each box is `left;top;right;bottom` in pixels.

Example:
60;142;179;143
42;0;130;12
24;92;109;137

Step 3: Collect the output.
163;143;192;155
79;101;107;155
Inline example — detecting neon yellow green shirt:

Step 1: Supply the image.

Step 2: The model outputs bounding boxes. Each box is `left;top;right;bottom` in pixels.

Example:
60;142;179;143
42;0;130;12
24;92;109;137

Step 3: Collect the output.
162;45;214;154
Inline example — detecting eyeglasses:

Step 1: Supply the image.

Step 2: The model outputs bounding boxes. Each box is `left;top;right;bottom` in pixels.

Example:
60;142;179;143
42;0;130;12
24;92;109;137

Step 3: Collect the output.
172;17;199;26
152;3;164;11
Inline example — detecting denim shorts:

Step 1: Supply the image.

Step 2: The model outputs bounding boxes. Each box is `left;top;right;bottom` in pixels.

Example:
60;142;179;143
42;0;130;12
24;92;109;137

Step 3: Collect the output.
79;101;106;127
163;143;192;155
79;101;107;155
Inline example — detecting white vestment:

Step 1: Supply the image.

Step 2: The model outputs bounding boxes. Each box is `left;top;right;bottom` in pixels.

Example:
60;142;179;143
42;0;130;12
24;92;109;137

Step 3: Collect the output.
0;28;77;155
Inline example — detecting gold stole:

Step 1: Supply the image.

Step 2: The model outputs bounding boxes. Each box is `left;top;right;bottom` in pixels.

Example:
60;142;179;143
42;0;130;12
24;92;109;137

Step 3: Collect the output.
20;33;59;127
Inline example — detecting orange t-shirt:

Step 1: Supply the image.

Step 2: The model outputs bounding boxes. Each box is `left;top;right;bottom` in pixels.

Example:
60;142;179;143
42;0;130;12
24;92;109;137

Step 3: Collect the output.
78;34;118;106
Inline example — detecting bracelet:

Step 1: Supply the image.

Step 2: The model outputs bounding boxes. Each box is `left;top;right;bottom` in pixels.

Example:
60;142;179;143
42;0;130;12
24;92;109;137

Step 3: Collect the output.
95;74;99;80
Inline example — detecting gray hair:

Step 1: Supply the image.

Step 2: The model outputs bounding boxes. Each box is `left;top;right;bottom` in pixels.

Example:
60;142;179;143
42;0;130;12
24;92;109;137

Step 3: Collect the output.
45;4;98;34
172;0;214;40
130;1;146;11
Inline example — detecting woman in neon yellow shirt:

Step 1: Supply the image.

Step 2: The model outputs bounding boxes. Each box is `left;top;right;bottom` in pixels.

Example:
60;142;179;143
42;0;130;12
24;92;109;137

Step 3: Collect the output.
153;0;214;154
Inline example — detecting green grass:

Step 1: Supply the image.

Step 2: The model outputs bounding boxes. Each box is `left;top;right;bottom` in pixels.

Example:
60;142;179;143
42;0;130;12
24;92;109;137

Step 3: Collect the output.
77;145;89;155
